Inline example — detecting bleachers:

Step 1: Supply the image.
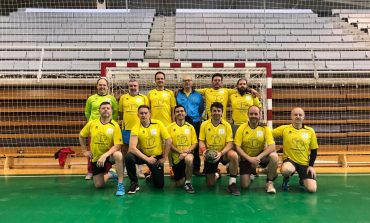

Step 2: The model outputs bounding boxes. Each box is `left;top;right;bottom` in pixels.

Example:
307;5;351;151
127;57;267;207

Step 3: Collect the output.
0;8;155;72
175;9;370;75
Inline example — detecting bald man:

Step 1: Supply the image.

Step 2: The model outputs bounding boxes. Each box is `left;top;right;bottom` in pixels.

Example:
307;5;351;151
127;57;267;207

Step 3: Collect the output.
273;107;318;193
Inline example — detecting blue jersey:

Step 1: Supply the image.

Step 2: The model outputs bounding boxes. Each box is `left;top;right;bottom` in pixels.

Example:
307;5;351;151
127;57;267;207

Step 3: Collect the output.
176;89;204;123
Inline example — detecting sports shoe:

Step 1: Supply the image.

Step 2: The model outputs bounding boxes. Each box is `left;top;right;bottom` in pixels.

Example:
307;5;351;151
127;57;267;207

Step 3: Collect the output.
227;183;241;196
116;183;125;196
184;182;195;194
215;168;222;180
144;172;152;182
108;169;118;181
266;181;276;194
127;182;140;194
282;176;290;191
85;173;93;180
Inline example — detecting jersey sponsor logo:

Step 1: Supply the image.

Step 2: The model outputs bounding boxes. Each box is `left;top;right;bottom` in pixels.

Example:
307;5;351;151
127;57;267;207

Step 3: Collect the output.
218;128;225;134
106;128;114;135
245;95;252;101
136;98;143;103
150;129;157;135
184;129;190;134
301;132;309;139
257;130;263;137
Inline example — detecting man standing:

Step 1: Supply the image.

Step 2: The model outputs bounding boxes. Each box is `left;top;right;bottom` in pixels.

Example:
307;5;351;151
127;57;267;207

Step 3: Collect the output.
229;78;261;134
118;79;149;177
273;107;318;193
79;102;124;196
125;105;172;193
234;106;278;193
199;102;240;196
176;76;204;176
147;71;176;127
168;105;198;193
84;77;118;180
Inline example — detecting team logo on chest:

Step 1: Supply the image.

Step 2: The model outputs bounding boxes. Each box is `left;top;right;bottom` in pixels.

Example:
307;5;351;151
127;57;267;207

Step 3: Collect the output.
218;128;225;134
301;132;309;139
106;128;114;135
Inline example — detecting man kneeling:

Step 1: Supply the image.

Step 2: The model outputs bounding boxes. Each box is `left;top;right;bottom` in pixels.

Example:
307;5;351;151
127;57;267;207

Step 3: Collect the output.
79;102;125;196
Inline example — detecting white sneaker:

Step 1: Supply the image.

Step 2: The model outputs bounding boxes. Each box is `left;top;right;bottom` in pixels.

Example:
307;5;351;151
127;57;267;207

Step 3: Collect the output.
266;181;276;194
85;173;93;180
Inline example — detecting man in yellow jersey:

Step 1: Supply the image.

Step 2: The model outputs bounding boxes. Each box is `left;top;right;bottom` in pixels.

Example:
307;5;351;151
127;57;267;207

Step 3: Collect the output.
79;102;124;196
147;71;176;127
234;106;278;193
273;107;318;193
84;77;118;180
125;105;172;193
118;79;149;177
229;78;261;134
199;102;240;196
168;105;198;193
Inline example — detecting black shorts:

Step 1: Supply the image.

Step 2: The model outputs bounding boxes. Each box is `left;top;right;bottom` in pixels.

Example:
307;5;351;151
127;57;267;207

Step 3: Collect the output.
283;158;316;180
239;156;269;175
172;160;186;181
92;156;114;176
204;156;229;174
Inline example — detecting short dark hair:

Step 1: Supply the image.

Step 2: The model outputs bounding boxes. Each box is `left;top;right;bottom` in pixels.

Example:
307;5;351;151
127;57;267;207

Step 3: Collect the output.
154;71;165;79
212;73;223;81
99;101;112;108
174;105;185;112
97;77;108;85
138;104;150;112
210;102;223;112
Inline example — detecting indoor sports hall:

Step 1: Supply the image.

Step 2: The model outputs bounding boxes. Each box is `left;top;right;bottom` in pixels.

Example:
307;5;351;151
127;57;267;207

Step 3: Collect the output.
0;0;370;222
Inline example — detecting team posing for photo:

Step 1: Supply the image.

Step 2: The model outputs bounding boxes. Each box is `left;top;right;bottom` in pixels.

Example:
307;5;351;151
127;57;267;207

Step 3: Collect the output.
79;72;318;196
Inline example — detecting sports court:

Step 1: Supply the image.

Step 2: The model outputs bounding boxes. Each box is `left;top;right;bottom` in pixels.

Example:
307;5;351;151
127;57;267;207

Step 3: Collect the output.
1;0;370;222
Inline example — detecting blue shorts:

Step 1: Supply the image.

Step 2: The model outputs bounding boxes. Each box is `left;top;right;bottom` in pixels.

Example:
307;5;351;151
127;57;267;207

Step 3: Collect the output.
122;130;131;145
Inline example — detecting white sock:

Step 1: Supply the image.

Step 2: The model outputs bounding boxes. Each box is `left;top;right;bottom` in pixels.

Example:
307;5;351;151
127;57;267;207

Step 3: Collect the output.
185;180;191;184
229;177;236;185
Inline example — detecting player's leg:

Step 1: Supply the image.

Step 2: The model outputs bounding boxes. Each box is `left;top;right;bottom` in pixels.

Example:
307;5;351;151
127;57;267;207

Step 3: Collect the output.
204;161;218;186
295;164;317;193
111;151;125;196
239;159;253;189
280;159;296;191
225;150;240;196
124;152;141;194
264;152;278;193
147;156;164;188
183;153;195;193
91;162;106;188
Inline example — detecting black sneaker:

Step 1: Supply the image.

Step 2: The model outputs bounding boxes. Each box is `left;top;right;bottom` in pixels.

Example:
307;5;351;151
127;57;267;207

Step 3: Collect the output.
127;182;140;194
282;176;289;191
184;182;195;194
144;173;152;182
227;183;240;196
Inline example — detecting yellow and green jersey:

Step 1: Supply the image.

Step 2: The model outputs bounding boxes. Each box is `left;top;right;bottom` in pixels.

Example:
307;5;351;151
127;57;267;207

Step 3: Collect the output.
147;89;176;127
118;93;149;130
199;119;233;152
167;122;198;164
84;94;118;121
229;93;261;125
80;119;122;162
131;119;171;156
197;88;237;119
273;124;318;165
234;123;274;157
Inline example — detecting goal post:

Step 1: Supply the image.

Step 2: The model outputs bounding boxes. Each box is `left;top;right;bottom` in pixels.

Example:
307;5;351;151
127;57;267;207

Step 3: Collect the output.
101;61;272;127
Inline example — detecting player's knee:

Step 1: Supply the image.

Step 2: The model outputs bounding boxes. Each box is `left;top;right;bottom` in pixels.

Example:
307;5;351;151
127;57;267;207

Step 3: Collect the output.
305;180;317;193
269;152;279;163
185;154;193;165
113;151;122;161
94;181;104;188
227;150;238;161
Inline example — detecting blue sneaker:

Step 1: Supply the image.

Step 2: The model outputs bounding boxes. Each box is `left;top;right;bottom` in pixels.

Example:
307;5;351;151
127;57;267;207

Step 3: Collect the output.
116;183;125;196
282;176;289;191
109;169;118;181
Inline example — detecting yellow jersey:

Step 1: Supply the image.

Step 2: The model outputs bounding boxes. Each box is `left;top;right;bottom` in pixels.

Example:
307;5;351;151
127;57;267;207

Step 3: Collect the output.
199;119;233;152
118;93;149;130
147;89;176;127
167;122;198;164
80;119;122;162
234;123;275;157
197;88;237;119
131;119;171;156
273;124;318;165
229;93;261;125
